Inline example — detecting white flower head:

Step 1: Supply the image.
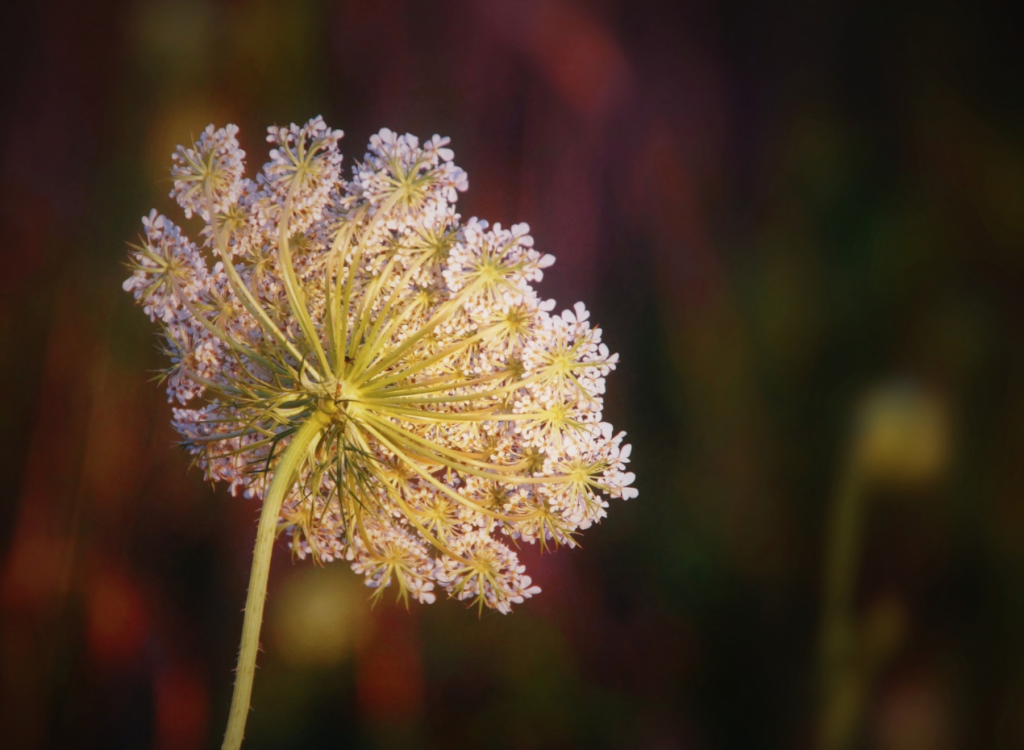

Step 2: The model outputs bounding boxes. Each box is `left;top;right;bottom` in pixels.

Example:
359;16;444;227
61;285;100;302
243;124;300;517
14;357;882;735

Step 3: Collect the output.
125;117;636;614
169;124;247;221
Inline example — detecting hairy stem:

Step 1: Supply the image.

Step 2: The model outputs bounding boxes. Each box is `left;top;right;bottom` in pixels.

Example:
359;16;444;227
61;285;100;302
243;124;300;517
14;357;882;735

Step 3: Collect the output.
222;410;331;750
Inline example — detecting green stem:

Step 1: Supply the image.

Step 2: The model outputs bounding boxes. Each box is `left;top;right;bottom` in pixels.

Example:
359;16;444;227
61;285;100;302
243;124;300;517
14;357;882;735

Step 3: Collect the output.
817;457;866;750
221;410;331;750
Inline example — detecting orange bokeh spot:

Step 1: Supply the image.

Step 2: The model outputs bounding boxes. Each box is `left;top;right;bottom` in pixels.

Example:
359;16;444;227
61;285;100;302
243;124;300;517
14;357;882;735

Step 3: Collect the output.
155;664;209;750
85;569;148;667
356;611;424;723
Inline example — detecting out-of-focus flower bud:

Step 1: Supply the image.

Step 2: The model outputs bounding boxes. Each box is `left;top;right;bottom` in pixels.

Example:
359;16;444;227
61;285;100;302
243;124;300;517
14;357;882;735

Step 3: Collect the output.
852;382;950;488
271;567;369;666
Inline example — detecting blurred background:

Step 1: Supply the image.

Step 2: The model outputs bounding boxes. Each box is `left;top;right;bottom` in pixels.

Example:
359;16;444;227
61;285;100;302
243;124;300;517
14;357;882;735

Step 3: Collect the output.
2;0;1022;748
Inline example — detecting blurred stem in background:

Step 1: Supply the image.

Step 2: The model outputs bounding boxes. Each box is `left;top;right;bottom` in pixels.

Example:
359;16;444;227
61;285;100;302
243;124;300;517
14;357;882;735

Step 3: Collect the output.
818;450;869;750
817;382;950;750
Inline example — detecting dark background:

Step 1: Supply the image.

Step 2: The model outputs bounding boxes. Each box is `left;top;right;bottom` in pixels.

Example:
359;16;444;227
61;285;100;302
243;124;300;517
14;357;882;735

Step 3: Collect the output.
2;1;1023;748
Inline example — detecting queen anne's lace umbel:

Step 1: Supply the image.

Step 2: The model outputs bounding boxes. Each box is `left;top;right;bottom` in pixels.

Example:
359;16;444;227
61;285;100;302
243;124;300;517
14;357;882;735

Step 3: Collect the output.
124;117;636;614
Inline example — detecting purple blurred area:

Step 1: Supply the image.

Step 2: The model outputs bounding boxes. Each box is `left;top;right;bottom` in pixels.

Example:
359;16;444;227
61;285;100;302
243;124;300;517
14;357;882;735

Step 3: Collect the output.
2;0;1023;748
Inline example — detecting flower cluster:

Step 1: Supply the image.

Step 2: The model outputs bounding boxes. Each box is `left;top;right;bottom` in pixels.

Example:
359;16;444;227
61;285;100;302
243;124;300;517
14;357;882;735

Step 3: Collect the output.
124;117;636;613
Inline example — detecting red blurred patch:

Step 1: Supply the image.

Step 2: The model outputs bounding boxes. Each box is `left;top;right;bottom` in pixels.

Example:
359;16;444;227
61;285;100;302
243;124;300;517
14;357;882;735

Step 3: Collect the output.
155;664;209;750
85;568;148;667
1;527;63;614
356;609;423;723
525;2;630;117
483;0;631;118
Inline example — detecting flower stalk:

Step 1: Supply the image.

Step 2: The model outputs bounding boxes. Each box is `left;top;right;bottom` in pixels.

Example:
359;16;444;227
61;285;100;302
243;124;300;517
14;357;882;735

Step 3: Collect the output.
222;409;330;750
